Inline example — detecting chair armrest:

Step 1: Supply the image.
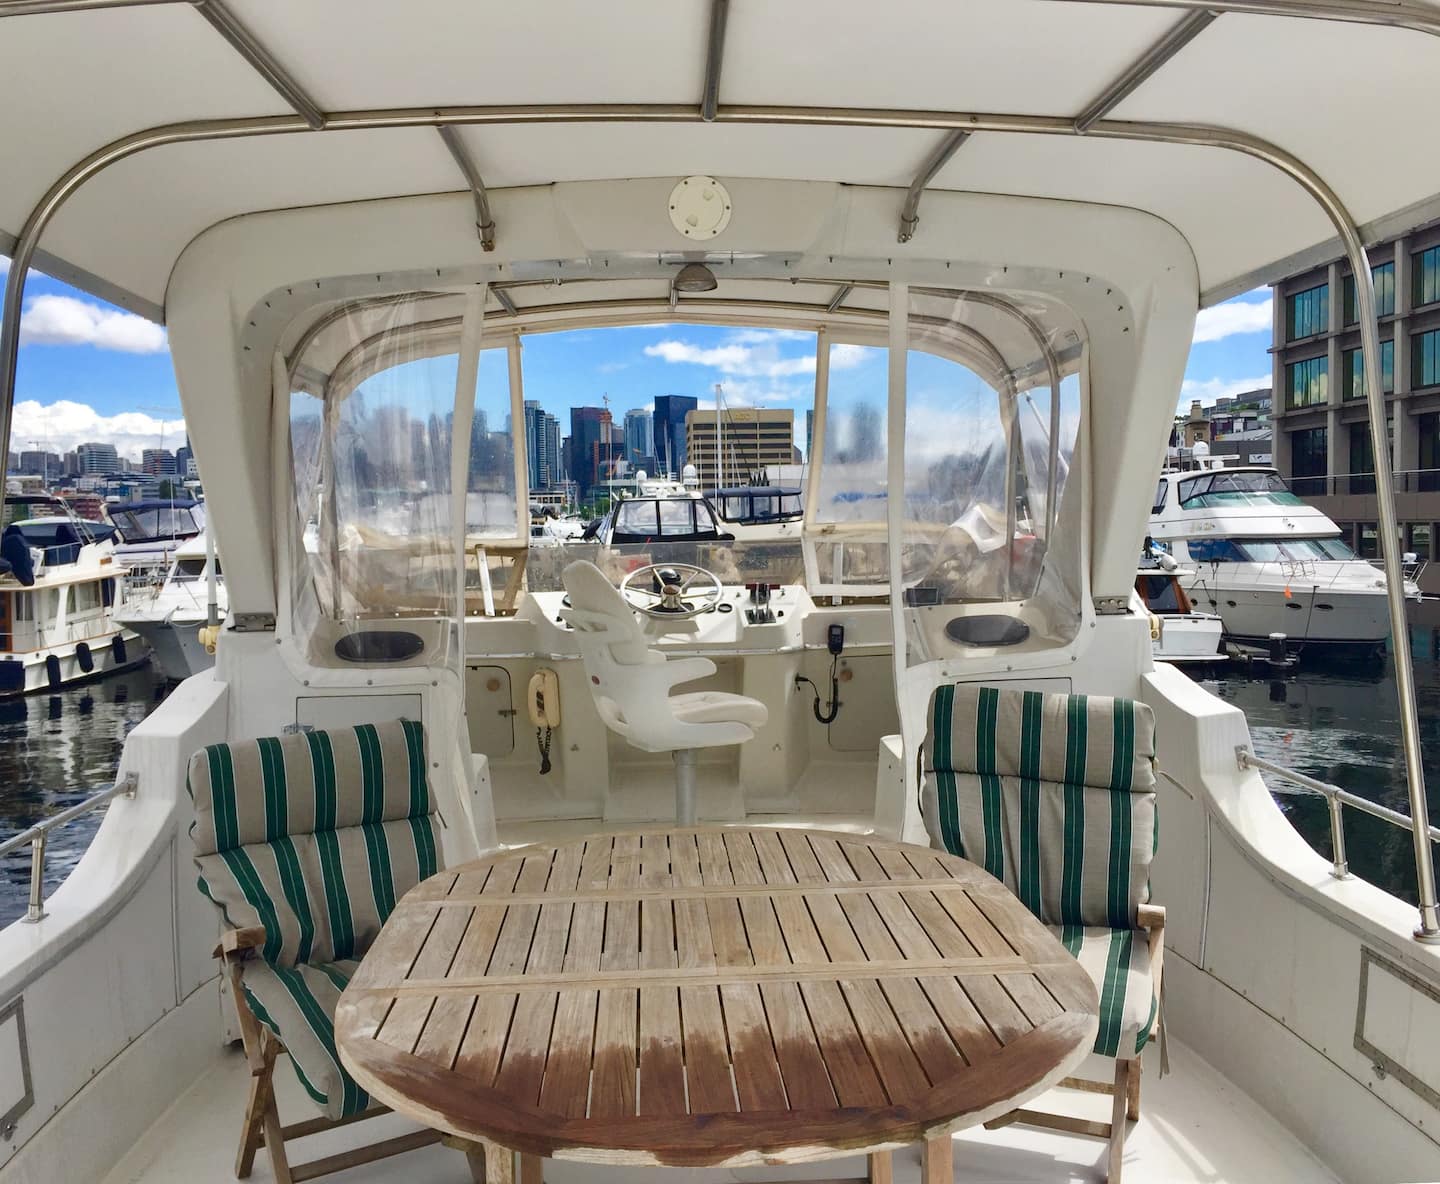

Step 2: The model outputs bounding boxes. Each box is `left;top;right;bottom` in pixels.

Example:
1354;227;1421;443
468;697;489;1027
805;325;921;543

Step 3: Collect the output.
212;926;267;961
661;656;717;689
1137;904;1165;1006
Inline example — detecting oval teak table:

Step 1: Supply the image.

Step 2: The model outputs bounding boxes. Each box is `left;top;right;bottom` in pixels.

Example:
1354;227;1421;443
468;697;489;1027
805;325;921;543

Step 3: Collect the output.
336;827;1098;1176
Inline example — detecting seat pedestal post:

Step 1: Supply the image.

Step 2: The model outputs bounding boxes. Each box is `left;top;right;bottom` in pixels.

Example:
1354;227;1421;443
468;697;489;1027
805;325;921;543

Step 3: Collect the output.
673;748;698;824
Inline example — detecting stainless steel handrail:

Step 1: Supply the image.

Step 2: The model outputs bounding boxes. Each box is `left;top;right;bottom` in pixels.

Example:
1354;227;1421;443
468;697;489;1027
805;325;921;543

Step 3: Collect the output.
0;772;137;923
1237;747;1440;901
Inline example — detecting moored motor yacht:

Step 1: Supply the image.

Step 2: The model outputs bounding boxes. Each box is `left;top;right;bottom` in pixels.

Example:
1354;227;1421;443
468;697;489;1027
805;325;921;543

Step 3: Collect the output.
0;5;1439;1184
1148;460;1418;653
112;531;225;681
0;512;148;695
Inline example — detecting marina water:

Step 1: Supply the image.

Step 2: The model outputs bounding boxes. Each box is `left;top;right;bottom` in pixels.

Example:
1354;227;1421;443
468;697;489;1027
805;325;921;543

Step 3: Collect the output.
1;646;1437;925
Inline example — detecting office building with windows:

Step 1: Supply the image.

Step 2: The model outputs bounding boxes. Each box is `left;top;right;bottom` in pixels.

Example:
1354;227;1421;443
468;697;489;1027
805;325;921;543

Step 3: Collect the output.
685;408;795;490
1271;217;1440;572
76;441;121;476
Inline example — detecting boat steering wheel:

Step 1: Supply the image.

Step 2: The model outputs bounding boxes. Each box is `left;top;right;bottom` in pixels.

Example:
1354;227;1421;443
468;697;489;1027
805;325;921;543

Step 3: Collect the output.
620;563;723;620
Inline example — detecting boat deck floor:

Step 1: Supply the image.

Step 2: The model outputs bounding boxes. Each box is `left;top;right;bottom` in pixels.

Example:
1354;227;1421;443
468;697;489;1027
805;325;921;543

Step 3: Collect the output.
103;1038;1336;1184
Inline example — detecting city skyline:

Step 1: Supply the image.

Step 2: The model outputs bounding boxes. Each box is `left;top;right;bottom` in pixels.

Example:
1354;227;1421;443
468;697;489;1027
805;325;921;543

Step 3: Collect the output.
2;255;1276;471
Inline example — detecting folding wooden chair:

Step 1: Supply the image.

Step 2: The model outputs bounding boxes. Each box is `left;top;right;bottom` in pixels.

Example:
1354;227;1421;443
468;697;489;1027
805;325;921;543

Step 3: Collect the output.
921;683;1165;1182
189;719;451;1182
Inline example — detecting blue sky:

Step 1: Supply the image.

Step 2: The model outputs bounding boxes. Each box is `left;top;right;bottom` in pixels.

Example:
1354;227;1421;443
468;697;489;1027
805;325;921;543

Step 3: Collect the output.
1;253;1274;460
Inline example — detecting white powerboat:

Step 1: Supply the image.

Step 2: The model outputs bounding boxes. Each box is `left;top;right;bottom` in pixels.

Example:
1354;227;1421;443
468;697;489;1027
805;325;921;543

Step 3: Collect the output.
112;532;224;681
106;497;206;587
1135;562;1225;665
0;512;149;695
1148;460;1418;653
1;6;1440;1184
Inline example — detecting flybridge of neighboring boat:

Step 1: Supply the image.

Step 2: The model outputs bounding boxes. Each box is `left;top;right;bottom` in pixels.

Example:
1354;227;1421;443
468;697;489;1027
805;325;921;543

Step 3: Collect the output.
3;4;1440;1184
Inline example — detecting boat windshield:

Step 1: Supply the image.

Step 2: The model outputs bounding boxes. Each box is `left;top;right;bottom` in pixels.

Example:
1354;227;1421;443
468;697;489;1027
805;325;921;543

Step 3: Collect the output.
1187;536;1357;563
1177;471;1302;509
109;504;198;541
1136;574;1186;613
715;490;803;522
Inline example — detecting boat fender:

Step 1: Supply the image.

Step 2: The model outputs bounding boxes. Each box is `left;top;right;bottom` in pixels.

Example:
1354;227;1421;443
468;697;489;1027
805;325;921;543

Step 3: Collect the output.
0;660;23;696
45;654;62;689
75;642;94;673
1149;614;1161;641
112;635;127;665
198;624;221;655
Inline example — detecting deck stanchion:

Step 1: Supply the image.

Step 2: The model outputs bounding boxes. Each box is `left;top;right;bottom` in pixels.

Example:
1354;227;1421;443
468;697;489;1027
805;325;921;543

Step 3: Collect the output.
1327;795;1349;880
24;832;47;924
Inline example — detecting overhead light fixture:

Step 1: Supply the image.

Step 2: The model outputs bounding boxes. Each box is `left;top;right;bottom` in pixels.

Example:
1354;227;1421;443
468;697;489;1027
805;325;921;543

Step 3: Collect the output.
674;262;718;293
674;262;718;292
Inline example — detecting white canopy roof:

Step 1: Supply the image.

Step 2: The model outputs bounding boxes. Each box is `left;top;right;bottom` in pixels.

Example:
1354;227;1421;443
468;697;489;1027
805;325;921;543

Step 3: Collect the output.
4;0;1440;319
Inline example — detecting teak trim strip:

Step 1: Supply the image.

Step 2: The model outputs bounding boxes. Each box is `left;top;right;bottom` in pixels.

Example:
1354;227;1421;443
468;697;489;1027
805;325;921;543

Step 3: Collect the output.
412;878;980;905
353;957;1071;996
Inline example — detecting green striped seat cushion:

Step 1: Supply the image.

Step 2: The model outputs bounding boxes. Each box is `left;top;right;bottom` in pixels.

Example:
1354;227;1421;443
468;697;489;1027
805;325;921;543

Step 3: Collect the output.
921;684;1157;929
190;719;434;854
240;958;370;1120
188;720;441;967
1048;924;1158;1059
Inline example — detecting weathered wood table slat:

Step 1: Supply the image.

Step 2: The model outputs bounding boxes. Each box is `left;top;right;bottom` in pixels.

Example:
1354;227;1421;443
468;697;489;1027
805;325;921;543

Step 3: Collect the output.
336;827;1098;1177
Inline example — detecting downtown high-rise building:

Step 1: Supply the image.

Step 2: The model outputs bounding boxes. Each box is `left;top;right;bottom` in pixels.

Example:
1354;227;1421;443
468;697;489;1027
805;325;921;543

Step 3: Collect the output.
652;395;698;476
523;400;562;490
623;408;654;465
77;441;121;476
568;406;617;498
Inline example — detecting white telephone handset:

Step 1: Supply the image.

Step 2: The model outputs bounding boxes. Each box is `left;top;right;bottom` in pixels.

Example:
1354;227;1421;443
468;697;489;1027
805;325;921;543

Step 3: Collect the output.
527;668;559;774
527;668;560;728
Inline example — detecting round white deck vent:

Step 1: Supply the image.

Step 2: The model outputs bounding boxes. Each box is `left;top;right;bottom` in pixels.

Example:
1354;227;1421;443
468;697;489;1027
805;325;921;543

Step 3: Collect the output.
668;176;732;240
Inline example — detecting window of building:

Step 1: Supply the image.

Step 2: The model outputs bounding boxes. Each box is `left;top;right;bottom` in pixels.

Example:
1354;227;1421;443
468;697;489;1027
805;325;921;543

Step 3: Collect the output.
1358;523;1379;559
1349;425;1376;496
1286;284;1329;340
1420;414;1440;492
1290;426;1328;496
1287;356;1328;409
1342;262;1396;324
1413;245;1440;308
1414;328;1440;389
1406;523;1432;560
1342;340;1394;400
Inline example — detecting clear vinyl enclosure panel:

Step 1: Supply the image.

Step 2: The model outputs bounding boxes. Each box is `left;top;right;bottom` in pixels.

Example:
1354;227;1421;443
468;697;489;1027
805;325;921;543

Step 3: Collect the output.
897;287;1084;660
288;293;500;668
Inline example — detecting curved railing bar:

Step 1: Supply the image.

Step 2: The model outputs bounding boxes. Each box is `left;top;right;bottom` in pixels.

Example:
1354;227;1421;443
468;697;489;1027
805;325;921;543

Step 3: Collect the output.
1044;0;1440;37
0;93;1434;937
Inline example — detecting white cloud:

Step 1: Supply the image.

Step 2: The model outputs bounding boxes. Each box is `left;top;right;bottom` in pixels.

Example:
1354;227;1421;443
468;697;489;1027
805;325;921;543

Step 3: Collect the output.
644;331;873;381
1193;297;1272;344
10;399;183;461
1179;375;1271;407
726;327;813;345
19;294;167;354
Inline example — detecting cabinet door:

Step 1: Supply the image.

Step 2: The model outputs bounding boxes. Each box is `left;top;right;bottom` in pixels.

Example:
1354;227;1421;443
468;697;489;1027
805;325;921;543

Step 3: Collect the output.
466;665;515;756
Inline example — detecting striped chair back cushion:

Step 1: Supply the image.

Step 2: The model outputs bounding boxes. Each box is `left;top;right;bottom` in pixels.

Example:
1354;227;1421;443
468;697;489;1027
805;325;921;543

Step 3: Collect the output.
188;719;440;968
921;684;1157;929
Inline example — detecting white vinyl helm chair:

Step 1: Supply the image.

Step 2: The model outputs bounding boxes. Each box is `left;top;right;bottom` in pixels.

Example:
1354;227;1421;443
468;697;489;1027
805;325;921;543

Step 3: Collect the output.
561;560;767;823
